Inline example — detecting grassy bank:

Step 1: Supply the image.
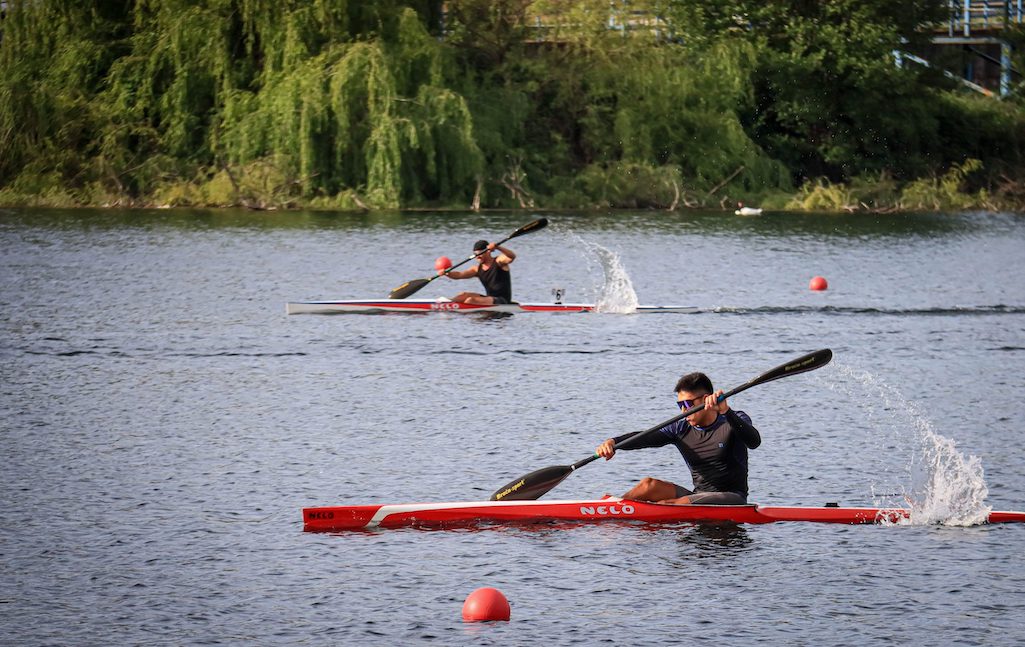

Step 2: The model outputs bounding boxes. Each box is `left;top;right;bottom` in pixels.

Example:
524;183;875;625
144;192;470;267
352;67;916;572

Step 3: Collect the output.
1;158;1021;213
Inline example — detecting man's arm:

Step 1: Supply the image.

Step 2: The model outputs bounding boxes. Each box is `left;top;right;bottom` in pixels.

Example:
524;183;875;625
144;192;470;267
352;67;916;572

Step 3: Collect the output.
443;265;479;280
726;410;761;449
708;390;760;449
596;424;678;460
493;244;515;266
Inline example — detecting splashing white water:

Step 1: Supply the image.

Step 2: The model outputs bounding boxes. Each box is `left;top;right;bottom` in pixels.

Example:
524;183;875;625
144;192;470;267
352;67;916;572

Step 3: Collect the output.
579;241;639;313
829;365;990;526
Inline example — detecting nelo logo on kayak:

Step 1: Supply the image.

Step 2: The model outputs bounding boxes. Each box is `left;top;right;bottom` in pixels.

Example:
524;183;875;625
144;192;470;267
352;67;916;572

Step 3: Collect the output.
579;504;635;516
307;510;334;520
431;302;461;311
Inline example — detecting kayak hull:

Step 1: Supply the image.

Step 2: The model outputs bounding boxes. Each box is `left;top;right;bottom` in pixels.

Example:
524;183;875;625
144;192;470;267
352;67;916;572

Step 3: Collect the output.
285;299;698;314
301;497;1025;531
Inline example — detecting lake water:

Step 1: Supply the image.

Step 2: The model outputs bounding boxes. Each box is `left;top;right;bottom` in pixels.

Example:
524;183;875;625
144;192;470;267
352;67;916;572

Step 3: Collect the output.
2;207;1024;645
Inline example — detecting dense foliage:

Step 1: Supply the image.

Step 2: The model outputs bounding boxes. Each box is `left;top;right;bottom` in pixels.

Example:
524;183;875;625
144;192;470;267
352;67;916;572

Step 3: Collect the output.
1;0;1023;210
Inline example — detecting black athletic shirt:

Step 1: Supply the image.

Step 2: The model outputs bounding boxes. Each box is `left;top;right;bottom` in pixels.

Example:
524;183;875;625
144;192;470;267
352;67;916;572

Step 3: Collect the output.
477;260;512;303
613;410;761;496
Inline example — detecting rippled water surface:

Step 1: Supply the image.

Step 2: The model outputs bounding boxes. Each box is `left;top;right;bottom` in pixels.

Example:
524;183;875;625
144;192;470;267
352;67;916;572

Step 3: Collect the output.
2;207;1024;645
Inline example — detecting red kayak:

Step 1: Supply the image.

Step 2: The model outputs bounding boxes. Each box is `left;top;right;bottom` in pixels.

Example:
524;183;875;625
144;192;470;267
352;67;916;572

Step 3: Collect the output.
302;497;1025;531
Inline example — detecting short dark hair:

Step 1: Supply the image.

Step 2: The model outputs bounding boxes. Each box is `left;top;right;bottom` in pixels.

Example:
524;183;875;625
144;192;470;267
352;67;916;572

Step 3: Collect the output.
674;372;713;394
473;240;489;252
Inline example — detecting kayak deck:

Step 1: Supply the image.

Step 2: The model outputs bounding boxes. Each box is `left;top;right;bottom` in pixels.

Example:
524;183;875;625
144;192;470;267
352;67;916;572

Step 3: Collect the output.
301;497;1025;531
285;299;698;315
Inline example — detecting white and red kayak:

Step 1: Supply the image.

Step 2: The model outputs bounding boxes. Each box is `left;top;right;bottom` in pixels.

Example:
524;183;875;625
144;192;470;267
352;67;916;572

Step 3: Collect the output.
301;497;1025;531
286;299;698;315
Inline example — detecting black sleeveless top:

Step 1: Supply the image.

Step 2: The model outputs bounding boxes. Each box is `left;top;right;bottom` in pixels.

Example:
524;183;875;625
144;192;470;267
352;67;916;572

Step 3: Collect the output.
477;261;512;302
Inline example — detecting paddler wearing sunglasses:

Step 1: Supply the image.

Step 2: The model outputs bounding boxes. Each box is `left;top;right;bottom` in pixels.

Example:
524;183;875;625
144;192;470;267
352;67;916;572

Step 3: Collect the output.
440;239;516;305
595;372;761;505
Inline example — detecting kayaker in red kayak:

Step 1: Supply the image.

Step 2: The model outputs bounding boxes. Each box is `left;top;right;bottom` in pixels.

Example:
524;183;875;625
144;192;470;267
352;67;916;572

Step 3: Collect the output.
595;372;761;505
440;239;516;305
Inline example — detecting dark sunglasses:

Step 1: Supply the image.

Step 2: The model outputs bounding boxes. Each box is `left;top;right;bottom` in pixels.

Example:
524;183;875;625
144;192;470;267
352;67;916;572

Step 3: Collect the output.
677;395;710;410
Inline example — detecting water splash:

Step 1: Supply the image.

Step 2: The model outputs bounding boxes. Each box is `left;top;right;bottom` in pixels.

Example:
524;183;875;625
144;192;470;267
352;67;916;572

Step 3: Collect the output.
579;241;639;313
829;365;990;526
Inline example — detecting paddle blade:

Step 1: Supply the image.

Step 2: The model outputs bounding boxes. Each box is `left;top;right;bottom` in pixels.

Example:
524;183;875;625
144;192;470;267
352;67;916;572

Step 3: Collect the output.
490;464;573;501
507;217;548;240
746;348;832;388
388;278;431;299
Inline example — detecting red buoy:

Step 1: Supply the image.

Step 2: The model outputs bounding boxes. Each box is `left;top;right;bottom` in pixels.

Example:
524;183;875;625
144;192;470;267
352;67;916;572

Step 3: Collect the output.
809;276;828;291
434;256;453;271
462;587;511;622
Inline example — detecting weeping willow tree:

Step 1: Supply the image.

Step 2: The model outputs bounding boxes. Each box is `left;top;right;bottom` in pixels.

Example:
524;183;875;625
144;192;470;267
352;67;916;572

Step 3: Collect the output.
211;3;481;207
0;1;133;203
0;0;790;209
0;0;480;208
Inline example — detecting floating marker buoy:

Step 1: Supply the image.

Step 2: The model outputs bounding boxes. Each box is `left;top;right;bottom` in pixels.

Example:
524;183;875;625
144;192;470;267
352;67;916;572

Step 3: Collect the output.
809;276;828;291
434;256;453;271
462;587;511;622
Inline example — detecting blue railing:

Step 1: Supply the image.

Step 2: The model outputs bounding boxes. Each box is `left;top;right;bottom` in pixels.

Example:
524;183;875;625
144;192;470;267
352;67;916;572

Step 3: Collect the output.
949;0;1023;36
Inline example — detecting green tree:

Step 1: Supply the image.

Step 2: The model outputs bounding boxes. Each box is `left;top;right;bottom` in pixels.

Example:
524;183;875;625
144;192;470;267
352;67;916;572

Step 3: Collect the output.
1;0;1023;209
0;1;133;197
445;0;789;207
658;0;954;181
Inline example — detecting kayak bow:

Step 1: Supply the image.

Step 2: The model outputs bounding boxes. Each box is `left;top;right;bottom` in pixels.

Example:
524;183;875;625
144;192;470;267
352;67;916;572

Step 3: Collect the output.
301;497;1025;531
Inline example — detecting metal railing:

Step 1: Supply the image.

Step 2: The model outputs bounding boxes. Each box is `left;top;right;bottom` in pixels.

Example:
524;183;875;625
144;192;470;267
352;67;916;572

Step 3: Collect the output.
949;0;1023;36
520;2;1023;41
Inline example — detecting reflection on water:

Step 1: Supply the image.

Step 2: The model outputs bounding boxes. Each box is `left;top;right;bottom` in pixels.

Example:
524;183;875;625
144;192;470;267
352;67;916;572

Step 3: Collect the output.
350;519;754;551
465;312;516;322
670;522;753;551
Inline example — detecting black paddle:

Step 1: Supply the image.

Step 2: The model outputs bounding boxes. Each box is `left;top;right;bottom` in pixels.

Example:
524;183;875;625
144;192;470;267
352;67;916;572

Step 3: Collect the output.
490;348;833;501
388;218;549;299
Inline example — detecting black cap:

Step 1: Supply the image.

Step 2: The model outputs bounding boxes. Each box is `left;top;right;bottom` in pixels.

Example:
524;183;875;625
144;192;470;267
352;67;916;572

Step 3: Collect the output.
473;240;489;252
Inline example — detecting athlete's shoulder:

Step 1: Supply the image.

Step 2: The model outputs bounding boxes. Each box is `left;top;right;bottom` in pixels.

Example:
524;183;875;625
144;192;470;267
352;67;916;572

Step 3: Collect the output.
730;409;752;424
659;418;690;438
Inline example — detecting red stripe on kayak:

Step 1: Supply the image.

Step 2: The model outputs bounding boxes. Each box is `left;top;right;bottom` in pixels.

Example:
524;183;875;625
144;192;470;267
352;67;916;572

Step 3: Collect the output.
303;504;383;530
989;510;1025;523
757;506;910;524
341;301;494;311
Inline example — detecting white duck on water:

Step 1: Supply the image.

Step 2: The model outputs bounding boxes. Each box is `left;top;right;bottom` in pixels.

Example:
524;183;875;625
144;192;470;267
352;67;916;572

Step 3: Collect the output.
735;202;763;216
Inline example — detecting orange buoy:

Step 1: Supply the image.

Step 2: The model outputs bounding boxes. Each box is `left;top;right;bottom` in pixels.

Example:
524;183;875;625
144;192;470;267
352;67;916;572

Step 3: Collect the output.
434;256;453;271
809;276;828;291
462;587;511;622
